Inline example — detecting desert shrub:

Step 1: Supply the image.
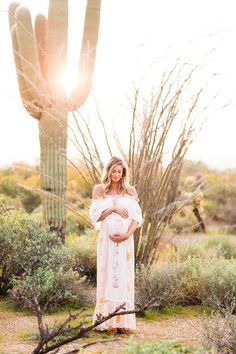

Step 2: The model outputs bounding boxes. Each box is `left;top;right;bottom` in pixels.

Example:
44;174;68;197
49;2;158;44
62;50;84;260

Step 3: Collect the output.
0;174;41;213
181;160;209;179
0;203;88;308
124;339;194;353
67;165;92;199
177;258;206;305
136;262;198;310
171;207;199;233
0;193;23;209
216;203;236;227
204;178;236;226
12;226;65;273
18;188;41;213
202;310;236;354
136;258;236;311
0;176;18;197
172;235;236;262
12;266;86;310
0;205;66;295
29;205;42;223
66;211;91;234
66;230;97;283
200;259;236;311
176;242;226;261
202;199;217;217
174;243;202;261
202;236;236;259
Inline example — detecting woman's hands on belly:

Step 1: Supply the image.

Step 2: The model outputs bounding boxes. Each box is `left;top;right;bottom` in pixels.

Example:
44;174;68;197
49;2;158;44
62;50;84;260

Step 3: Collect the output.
109;233;129;243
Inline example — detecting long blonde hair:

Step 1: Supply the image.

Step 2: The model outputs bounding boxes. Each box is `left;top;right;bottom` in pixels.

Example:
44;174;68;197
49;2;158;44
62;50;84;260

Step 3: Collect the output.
99;156;130;198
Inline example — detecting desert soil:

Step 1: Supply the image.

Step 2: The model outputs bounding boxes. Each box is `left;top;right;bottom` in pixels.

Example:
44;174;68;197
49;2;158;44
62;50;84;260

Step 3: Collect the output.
0;289;205;354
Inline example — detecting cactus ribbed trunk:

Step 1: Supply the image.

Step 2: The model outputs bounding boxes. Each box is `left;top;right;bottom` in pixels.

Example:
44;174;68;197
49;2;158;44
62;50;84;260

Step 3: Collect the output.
39;106;67;240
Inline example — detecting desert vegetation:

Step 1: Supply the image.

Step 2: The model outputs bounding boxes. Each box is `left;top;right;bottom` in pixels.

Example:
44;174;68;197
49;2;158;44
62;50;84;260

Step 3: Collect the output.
1;159;236;352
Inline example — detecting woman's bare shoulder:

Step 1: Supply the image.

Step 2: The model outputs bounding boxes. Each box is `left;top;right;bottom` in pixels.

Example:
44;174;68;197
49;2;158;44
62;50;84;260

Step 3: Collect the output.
92;184;103;199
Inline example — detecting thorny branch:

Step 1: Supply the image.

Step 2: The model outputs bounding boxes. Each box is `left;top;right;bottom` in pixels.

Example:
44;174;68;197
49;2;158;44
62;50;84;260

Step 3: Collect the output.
29;295;157;354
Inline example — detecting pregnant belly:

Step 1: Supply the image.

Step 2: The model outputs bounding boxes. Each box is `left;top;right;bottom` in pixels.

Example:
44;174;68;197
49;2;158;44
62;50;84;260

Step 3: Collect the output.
103;214;131;235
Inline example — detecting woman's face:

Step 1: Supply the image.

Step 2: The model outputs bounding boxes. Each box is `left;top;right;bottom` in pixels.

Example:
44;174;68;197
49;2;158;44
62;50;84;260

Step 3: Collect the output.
110;164;123;183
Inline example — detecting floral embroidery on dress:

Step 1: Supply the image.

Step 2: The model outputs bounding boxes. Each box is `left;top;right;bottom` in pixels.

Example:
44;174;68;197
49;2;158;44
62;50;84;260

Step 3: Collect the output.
126;252;132;262
99;297;107;304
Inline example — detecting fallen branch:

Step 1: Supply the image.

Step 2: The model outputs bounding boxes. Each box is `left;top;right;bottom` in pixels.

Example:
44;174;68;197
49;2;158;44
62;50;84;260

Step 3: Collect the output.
31;297;157;354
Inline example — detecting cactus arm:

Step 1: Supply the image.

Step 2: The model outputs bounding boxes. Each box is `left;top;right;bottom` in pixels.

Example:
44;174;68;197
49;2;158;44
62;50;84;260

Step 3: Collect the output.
11;25;41;119
9;2;41;119
71;0;101;109
46;0;68;83
15;6;44;109
8;2;20;30
35;14;47;78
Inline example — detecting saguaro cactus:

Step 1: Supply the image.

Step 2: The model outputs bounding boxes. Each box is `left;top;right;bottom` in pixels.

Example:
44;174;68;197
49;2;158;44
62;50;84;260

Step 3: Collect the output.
8;0;101;240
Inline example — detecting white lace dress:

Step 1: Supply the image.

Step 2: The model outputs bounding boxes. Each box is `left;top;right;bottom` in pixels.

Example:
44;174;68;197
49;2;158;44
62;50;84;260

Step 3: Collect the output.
89;193;142;330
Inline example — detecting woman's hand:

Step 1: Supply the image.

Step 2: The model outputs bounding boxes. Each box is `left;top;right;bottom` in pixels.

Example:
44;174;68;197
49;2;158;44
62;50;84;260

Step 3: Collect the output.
109;233;129;243
114;208;129;218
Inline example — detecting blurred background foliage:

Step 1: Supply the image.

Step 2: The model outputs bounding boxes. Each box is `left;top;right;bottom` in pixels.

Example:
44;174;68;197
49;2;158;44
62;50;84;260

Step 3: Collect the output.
0;159;235;236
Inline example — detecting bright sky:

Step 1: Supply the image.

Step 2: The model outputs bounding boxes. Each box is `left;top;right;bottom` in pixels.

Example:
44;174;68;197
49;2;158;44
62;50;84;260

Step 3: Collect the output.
0;0;236;170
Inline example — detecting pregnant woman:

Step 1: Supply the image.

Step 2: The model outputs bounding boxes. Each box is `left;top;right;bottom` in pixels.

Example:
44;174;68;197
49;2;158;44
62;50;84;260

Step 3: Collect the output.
89;156;142;334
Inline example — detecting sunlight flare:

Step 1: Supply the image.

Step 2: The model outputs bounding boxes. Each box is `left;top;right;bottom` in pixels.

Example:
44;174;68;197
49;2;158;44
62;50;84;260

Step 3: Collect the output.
60;68;77;95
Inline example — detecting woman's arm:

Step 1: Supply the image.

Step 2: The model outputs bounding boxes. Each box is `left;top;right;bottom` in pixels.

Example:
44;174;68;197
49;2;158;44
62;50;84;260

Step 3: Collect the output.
98;206;129;221
92;185;129;222
126;220;139;237
98;207;115;221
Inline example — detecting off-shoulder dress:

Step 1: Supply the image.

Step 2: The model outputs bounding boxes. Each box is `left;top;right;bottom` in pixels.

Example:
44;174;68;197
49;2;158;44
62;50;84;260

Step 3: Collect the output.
89;193;142;330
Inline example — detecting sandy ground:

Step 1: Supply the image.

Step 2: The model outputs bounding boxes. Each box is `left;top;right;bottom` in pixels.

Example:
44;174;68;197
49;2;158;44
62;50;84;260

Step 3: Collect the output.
0;298;204;354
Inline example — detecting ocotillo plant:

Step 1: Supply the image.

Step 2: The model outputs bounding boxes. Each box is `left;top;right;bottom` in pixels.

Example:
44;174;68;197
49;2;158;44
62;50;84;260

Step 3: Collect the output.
8;0;101;240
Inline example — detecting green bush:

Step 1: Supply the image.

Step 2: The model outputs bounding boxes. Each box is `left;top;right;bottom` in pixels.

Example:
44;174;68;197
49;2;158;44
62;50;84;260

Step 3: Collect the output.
173;235;236;262
203;179;236;225
29;205;42;223
0;205;65;295
0;175;41;213
202;236;236;259
0;203;88;309
0;193;23;209
12;266;86;310
66;230;97;283
135;258;236;311
174;243;202;261
202;311;236;353
0;176;18;197
66;211;91;234
202;199;217;217
19;188;41;213
124;339;194;353
171;208;198;233
135;262;190;310
200;259;236;311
